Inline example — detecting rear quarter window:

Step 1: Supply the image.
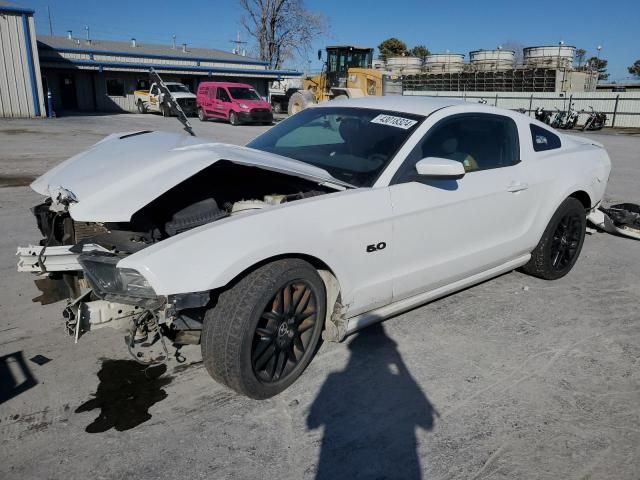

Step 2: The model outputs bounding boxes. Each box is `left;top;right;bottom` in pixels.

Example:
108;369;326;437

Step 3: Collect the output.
530;124;561;152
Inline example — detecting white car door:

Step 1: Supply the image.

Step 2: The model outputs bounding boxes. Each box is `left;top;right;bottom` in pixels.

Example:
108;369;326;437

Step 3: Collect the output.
388;112;537;302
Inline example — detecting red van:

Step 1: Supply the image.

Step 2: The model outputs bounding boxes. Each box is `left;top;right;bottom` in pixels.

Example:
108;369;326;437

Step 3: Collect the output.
196;82;273;125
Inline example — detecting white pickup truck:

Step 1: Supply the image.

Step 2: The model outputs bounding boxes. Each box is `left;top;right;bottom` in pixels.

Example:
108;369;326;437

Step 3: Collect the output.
134;82;197;116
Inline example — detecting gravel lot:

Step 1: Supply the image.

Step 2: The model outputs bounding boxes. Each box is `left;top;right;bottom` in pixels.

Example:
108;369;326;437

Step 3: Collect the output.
0;113;639;480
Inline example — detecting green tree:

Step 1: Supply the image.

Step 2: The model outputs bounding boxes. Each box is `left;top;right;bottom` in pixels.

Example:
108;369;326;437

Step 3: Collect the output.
574;48;587;69
410;45;430;62
587;57;609;81
628;59;640;78
378;38;408;60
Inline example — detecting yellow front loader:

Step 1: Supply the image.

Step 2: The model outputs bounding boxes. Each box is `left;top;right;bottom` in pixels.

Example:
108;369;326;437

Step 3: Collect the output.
288;46;399;115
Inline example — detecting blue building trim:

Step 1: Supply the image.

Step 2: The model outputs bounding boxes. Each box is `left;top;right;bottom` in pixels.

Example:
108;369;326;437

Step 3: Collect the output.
41;57;302;78
38;44;270;67
21;14;40;117
0;5;35;14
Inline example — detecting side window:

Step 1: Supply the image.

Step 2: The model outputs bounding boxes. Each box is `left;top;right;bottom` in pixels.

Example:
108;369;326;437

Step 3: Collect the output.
106;78;125;97
395;114;520;182
217;88;230;102
530;124;561;152
208;87;216;99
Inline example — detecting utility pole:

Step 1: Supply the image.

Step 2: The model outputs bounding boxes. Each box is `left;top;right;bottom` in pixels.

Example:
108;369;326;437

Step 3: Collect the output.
230;31;247;55
47;5;53;36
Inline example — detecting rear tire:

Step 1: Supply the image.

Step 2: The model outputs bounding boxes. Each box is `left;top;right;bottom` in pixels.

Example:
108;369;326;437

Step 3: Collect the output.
522;197;586;280
273;102;283;114
198;107;206;122
201;259;326;399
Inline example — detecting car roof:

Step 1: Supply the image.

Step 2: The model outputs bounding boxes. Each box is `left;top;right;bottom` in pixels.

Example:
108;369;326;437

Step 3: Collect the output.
198;81;253;89
315;95;469;117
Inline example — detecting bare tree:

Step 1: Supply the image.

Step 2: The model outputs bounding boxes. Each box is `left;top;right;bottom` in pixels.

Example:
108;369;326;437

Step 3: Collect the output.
239;0;325;69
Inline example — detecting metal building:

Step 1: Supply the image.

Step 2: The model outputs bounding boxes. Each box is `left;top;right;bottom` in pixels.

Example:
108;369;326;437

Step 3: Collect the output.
0;1;46;117
37;34;301;115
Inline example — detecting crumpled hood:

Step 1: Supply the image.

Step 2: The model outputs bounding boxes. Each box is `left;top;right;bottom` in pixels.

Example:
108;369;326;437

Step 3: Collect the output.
31;131;350;222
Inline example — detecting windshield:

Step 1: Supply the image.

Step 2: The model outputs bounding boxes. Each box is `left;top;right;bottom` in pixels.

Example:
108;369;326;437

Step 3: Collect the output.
166;84;190;93
228;87;261;101
247;107;424;187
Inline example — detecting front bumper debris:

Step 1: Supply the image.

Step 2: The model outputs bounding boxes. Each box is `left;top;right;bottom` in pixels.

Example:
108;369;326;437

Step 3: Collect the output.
17;244;109;273
63;290;147;342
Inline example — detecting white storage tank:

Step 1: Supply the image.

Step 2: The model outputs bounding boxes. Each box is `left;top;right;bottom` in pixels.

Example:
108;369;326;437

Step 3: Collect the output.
523;45;575;69
469;49;515;71
423;53;465;73
385;56;423;75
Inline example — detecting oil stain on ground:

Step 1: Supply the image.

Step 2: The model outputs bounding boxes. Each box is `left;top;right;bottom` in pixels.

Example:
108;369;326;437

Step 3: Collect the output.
75;359;173;433
0;175;36;188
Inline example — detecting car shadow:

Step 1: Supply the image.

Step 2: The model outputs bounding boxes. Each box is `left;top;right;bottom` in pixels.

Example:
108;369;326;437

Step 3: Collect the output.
0;351;38;405
307;323;436;479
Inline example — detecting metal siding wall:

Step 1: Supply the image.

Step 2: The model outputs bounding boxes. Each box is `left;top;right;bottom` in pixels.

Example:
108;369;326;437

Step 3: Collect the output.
404;90;640;128
0;13;34;117
26;16;44;116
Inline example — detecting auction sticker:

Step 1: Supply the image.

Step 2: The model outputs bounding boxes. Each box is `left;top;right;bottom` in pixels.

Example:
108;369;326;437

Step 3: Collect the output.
370;114;418;129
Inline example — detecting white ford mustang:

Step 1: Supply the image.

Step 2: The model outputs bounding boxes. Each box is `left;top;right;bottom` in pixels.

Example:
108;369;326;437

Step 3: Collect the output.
18;96;611;398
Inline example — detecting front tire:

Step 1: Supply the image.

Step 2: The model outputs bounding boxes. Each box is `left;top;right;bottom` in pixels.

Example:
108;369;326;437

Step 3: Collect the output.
522;197;586;280
161;103;171;117
229;111;239;126
201;259;326;399
287;90;316;115
137;100;146;114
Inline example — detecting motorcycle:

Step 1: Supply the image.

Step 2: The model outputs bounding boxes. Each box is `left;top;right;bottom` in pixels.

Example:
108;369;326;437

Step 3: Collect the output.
551;108;566;128
582;106;607;131
535;106;554;125
561;104;580;130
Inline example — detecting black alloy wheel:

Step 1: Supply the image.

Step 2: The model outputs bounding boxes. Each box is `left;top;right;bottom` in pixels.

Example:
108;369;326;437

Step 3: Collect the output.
252;280;319;383
522;197;586;280
549;211;583;272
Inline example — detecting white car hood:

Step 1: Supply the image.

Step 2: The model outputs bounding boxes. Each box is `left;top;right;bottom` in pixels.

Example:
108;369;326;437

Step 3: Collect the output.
31;131;350;222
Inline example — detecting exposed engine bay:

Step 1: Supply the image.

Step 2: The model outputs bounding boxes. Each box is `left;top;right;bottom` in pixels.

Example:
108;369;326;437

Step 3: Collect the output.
19;161;333;363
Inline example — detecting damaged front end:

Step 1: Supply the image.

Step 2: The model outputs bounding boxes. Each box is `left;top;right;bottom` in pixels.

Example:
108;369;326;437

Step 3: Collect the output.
18;133;343;364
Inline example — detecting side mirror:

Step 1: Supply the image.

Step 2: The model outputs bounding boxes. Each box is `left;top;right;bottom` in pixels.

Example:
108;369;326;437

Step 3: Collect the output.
415;157;465;178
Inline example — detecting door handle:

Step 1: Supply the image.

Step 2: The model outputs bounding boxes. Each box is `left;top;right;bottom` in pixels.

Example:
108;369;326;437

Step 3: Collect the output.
507;182;529;193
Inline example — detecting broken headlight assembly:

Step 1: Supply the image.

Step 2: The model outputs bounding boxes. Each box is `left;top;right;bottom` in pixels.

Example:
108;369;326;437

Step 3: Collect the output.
79;252;157;300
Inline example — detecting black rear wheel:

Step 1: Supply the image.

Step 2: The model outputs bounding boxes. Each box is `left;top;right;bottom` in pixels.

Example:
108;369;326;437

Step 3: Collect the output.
201;259;326;399
198;107;206;122
522;197;586;280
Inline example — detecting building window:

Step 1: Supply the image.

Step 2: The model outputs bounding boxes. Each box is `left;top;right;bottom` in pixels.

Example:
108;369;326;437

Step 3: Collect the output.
136;79;150;91
106;78;125;97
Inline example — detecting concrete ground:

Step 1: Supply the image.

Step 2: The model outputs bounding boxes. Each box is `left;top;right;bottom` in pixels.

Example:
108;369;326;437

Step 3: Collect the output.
0;113;639;480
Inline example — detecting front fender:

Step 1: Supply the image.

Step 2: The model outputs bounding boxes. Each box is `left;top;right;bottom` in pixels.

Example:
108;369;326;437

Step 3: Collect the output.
118;188;394;313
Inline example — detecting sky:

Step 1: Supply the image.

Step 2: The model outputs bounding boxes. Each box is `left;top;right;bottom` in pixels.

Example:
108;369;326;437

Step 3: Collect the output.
22;0;639;82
